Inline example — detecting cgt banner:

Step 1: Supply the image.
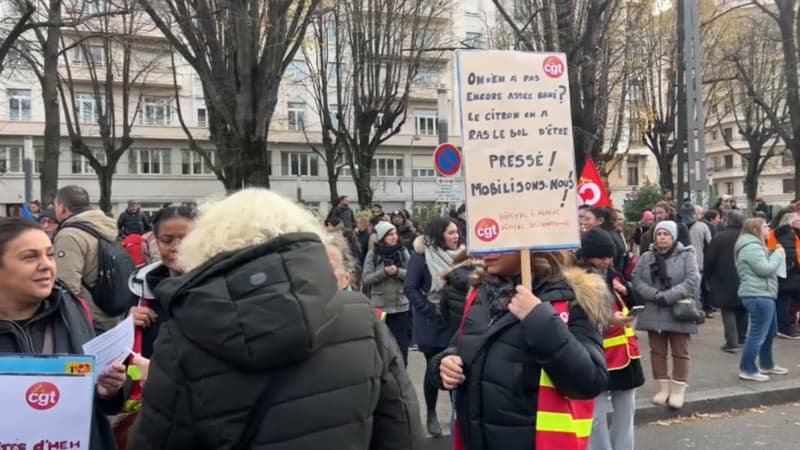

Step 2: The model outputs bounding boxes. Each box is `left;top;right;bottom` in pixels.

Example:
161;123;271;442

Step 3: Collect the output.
455;50;580;253
0;354;95;450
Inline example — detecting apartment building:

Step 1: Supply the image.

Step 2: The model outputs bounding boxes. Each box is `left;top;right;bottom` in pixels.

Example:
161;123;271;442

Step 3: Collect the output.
0;0;511;217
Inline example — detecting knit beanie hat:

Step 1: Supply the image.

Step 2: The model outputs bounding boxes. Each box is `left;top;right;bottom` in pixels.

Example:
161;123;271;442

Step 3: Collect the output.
580;229;617;259
642;210;654;222
654;220;678;242
375;221;396;242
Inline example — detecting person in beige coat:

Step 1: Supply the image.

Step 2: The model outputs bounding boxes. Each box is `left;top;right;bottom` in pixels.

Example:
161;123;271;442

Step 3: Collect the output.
53;185;120;332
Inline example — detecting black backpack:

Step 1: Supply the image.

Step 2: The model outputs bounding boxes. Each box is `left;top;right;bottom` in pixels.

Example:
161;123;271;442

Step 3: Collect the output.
61;222;135;316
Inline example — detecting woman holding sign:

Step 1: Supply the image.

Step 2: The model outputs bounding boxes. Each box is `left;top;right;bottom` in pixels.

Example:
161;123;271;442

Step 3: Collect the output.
433;250;609;450
0;217;127;450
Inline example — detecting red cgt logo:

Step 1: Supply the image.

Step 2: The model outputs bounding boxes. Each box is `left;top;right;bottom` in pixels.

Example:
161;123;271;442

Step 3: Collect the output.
543;56;565;78
26;381;60;410
474;218;500;243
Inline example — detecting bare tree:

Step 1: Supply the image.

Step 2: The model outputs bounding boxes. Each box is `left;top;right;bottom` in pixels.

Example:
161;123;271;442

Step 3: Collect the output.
491;0;620;172
709;12;786;211
0;1;36;72
139;0;321;191
305;0;448;208
55;0;163;213
749;0;800;198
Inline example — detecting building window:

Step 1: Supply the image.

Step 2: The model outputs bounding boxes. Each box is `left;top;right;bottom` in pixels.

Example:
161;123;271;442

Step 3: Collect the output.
783;151;794;167
412;168;436;178
286;55;306;82
372;156;404;177
82;0;104;14
328;104;341;130
76;93;103;123
723;127;733;142
724;154;734;169
415;110;437;136
784;179;795;194
71;149;106;174
712;156;721;172
414;67;440;87
72;45;105;65
711;130;718;141
287;102;305;131
280;152;318;176
465;32;483;49
195;97;206;127
181;150;213;175
129;148;171;175
0;145;22;173
140;97;171;126
626;160;639;186
34;146;43;173
741;155;749;172
465;0;481;13
725;182;734;195
7;88;31;121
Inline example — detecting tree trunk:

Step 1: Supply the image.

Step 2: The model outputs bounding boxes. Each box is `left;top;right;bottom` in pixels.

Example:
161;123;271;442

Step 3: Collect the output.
97;167;114;216
39;1;61;206
657;157;674;194
354;165;373;209
326;162;339;208
743;173;757;214
794;149;800;201
240;137;270;188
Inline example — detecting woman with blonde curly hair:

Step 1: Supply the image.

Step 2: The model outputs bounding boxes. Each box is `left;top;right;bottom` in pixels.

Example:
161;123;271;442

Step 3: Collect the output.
132;189;423;450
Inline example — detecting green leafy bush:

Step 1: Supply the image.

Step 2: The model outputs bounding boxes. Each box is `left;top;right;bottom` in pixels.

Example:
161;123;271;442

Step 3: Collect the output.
623;183;663;222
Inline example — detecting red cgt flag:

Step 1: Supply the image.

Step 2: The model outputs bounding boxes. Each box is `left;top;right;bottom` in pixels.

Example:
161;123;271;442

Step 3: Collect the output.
577;158;612;207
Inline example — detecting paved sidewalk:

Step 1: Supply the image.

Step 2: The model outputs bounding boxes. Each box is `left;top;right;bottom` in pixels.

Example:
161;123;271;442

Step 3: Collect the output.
409;313;800;441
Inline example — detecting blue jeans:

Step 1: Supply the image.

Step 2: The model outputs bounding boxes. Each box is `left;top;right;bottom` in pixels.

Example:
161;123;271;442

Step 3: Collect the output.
740;297;777;374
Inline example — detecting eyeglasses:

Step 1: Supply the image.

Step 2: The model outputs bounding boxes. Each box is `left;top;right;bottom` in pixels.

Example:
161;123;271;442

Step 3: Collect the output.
157;235;184;247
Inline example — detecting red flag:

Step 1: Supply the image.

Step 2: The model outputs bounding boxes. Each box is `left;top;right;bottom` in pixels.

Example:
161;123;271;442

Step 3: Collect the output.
577;158;612;207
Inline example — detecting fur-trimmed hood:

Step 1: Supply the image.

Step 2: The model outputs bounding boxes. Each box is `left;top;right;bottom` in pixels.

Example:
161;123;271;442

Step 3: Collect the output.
468;266;612;327
412;235;426;254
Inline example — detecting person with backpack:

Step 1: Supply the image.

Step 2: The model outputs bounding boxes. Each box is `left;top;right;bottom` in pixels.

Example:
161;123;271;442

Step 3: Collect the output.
0;217;128;450
117;200;151;238
54;185;135;333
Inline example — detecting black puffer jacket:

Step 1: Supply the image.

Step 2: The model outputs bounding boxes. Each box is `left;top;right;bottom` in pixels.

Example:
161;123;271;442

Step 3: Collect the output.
703;224;742;309
775;225;800;293
430;268;609;450
131;233;423;450
0;282;125;450
441;260;479;340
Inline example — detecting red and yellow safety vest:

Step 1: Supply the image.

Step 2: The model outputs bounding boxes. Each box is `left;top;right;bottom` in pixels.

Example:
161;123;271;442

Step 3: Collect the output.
603;287;641;371
453;289;595;450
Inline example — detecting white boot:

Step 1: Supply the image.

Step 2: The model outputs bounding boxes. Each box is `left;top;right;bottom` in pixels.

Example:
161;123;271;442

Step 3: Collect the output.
651;379;671;405
668;380;688;409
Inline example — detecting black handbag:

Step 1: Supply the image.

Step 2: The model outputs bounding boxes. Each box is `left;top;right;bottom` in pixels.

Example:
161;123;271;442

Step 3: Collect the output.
671;298;705;324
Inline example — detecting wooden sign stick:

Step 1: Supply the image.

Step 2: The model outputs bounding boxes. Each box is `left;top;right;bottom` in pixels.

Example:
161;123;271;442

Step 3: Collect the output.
520;249;533;290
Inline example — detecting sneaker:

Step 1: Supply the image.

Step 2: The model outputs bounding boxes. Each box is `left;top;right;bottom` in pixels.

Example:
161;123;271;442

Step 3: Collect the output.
739;372;770;382
776;331;800;340
720;345;740;354
761;366;789;375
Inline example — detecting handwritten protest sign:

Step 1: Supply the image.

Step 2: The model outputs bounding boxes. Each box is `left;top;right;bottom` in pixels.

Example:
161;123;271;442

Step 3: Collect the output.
0;354;95;450
455;51;580;253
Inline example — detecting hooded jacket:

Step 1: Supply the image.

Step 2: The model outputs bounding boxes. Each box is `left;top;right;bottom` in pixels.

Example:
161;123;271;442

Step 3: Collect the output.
0;282;125;450
131;233;423;450
632;243;701;334
429;268;609;450
54;209;120;331
735;234;783;299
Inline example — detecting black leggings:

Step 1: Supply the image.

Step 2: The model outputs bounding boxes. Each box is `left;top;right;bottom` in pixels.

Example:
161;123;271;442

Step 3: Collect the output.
422;347;447;415
385;312;410;366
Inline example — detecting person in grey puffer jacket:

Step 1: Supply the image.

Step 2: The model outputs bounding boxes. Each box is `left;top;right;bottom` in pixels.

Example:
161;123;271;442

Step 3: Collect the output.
364;221;412;364
633;220;701;409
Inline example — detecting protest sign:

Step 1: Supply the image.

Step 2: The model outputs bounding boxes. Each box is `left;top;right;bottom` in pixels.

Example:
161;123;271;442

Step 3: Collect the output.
455;51;580;254
0;354;95;450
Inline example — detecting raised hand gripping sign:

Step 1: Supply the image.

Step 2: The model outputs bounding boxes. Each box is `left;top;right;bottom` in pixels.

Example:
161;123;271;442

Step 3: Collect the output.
455;51;580;254
0;355;95;450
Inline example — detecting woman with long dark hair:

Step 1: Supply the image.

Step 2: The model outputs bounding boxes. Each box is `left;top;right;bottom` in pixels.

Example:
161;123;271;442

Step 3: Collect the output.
404;217;463;437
